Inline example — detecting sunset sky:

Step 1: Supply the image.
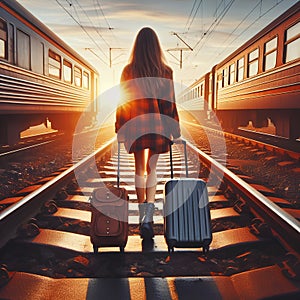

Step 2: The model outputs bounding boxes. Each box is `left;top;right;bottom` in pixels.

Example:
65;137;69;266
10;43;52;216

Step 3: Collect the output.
17;0;299;93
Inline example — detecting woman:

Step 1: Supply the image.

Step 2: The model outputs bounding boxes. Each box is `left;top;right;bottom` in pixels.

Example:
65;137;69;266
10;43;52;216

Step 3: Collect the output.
115;27;181;240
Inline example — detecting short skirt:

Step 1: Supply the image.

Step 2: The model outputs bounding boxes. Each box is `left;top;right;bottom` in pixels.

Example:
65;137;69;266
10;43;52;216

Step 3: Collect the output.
126;134;171;154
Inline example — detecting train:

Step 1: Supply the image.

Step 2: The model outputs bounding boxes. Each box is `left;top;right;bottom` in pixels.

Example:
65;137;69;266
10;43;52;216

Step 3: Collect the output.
0;0;99;145
179;2;300;140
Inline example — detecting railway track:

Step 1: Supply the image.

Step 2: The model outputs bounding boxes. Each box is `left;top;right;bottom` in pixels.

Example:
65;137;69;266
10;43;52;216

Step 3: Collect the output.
237;127;300;154
184;118;300;203
183;119;300;161
0;135;299;299
0;126;112;207
0;131;62;157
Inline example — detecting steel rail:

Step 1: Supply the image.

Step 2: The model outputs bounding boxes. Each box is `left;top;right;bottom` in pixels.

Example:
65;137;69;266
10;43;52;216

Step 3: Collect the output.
231;130;300;160
184;120;300;160
0;140;54;157
208;124;300;160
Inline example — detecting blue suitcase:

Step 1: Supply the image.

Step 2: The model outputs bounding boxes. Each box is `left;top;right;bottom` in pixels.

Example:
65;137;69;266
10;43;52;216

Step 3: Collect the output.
164;140;212;253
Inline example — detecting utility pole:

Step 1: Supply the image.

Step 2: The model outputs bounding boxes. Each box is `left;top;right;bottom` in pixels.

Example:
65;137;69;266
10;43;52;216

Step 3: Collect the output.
167;32;193;69
109;48;125;68
167;48;190;69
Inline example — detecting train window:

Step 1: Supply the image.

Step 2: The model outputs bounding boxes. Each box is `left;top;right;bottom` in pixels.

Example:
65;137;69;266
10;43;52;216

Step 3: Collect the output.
264;36;277;71
229;63;235;85
217;72;222;89
284;21;300;63
17;29;30;70
48;50;61;78
222;68;228;87
248;48;259;77
83;71;89;89
31;37;44;75
0;19;7;59
200;84;204;96
237;57;244;82
74;66;82;87
63;60;72;83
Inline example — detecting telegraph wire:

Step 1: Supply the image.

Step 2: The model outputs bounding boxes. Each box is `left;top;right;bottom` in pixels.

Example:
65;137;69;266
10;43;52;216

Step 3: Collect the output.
207;0;286;64
185;0;288;87
224;0;286;50
72;0;111;49
185;0;203;32
55;0;109;65
94;0;113;30
182;0;235;70
93;0;122;50
184;0;197;31
192;0;236;53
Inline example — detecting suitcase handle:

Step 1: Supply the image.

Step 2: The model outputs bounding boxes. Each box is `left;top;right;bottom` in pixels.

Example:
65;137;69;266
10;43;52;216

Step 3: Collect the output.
117;141;121;188
169;139;188;178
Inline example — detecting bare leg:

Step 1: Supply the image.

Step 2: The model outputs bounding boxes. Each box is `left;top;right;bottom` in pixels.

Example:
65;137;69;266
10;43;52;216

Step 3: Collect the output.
136;150;158;241
146;150;159;203
134;150;146;203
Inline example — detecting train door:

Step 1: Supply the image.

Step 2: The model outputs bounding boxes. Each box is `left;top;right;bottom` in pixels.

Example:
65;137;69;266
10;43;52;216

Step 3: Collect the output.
93;74;99;115
207;66;216;119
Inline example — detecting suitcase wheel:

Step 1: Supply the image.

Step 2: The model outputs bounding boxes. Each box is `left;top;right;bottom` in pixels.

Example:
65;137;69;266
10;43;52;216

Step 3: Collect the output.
93;245;98;254
168;246;174;253
203;246;209;254
0;264;9;287
119;246;125;253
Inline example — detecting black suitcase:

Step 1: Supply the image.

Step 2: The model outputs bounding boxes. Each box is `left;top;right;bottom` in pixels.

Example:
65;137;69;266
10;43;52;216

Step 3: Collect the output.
164;140;212;253
90;142;129;253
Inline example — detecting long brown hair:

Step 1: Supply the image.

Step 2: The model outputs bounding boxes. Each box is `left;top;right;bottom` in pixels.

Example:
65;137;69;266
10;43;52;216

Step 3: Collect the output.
129;27;169;78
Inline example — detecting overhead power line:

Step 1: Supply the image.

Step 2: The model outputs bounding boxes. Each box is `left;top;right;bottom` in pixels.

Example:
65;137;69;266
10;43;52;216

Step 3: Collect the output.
94;0;113;30
185;0;203;32
192;0;236;52
184;0;197;31
168;32;193;68
206;0;286;65
72;0;111;49
93;0;121;49
55;0;109;65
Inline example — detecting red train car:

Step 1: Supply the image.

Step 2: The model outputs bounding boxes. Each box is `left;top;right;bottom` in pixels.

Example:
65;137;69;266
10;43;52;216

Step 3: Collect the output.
181;2;300;140
215;1;300;139
0;0;99;145
178;72;209;122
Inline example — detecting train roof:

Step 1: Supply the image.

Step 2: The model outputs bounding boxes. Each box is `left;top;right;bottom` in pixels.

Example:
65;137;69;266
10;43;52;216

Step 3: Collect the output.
2;0;99;74
216;1;300;68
